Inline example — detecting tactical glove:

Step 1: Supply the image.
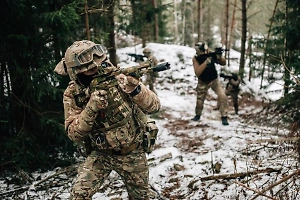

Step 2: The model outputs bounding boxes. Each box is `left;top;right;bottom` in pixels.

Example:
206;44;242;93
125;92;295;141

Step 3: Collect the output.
87;90;108;112
115;74;140;94
75;90;108;133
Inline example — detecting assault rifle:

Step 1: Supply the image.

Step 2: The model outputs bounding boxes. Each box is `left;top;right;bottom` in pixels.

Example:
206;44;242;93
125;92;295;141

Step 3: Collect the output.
220;73;239;82
220;73;233;81
196;47;229;61
89;61;170;91
75;61;171;107
127;53;147;62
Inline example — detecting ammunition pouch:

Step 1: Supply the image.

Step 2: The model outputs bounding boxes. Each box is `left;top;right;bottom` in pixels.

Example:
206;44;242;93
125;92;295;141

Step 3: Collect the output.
143;121;159;153
77;138;93;157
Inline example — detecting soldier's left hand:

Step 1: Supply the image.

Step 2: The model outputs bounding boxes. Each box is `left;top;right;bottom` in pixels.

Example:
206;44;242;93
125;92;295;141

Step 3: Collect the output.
115;74;140;93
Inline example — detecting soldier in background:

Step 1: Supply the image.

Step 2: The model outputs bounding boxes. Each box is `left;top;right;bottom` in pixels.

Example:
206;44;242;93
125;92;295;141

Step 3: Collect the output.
221;71;241;115
142;48;158;94
191;42;229;126
54;40;161;200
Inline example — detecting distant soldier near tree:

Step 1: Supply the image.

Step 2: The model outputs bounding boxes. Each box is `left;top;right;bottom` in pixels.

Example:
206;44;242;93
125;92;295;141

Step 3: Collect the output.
220;71;241;115
142;48;158;94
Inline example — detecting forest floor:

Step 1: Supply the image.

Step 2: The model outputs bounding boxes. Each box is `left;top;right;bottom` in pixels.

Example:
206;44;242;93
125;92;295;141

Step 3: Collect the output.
0;90;298;200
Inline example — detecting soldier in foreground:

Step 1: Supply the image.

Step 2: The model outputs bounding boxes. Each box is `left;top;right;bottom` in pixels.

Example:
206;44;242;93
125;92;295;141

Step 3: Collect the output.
54;40;161;200
191;42;229;125
142;48;158;94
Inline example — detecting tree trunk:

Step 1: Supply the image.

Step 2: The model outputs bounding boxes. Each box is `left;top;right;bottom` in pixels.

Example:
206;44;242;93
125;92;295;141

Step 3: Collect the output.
182;0;186;45
197;0;202;42
225;0;229;62
228;0;237;67
228;0;237;49
173;0;178;43
260;0;279;88
205;0;212;44
85;0;90;40
153;0;158;42
248;35;253;82
239;0;247;78
283;0;290;96
104;0;117;65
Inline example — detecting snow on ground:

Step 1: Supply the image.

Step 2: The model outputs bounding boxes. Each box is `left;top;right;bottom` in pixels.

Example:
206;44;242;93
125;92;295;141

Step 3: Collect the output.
0;43;298;200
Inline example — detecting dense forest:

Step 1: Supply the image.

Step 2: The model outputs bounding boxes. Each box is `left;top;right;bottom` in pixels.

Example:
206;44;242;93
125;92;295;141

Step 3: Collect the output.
0;0;299;175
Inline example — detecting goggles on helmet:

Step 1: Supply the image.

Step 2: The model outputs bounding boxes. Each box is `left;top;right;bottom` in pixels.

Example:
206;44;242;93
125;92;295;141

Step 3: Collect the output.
68;44;107;68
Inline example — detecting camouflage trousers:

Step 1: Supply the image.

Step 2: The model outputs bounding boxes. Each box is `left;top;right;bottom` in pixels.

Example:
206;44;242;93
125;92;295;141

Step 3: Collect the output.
225;90;239;114
195;78;228;117
145;73;157;94
69;147;149;200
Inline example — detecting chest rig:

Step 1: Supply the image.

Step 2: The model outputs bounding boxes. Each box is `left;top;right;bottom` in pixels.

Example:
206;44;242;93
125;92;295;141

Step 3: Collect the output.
74;77;145;151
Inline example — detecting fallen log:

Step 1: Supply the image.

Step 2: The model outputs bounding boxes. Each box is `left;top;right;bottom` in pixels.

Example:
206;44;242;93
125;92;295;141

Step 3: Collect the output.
200;167;281;181
0;164;77;198
250;169;300;200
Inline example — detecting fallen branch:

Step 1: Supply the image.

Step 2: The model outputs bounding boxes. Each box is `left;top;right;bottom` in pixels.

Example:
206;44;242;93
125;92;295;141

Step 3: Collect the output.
0;185;30;198
233;181;277;200
0;164;77;198
247;137;299;144
149;183;167;200
200;168;281;181
251;169;300;200
33;164;77;187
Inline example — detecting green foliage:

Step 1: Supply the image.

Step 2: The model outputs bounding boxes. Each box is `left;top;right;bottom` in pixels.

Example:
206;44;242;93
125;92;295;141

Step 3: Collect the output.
42;1;82;30
0;0;83;173
267;0;300;97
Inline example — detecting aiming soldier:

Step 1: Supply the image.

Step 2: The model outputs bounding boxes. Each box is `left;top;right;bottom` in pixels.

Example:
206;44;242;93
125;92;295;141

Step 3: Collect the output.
54;40;161;200
191;42;229;125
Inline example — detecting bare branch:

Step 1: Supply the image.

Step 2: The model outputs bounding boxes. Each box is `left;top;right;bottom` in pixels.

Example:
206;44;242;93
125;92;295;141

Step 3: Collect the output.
251;169;300;199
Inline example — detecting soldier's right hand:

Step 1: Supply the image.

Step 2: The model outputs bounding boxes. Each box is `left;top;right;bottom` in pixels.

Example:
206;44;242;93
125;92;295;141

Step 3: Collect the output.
87;90;108;112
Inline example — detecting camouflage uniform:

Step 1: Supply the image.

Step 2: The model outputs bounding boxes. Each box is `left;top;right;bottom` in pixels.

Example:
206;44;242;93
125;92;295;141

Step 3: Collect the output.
224;73;241;114
195;78;228;117
192;42;229;125
54;40;161;200
142;48;158;94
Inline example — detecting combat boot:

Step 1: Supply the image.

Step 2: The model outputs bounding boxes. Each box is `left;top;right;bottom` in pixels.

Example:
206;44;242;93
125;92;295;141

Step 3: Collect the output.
234;104;239;115
221;116;229;125
191;115;200;121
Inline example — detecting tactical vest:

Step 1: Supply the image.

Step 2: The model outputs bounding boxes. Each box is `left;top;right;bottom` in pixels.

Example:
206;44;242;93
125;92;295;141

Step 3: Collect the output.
199;62;218;83
195;56;218;83
74;78;147;152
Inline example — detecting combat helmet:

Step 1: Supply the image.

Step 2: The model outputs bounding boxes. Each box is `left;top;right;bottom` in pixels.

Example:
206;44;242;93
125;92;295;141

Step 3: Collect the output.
195;42;208;55
55;40;117;85
143;48;152;55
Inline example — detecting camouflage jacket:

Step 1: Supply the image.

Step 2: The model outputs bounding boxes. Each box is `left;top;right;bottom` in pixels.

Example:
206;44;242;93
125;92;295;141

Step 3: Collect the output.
63;81;161;151
226;76;241;93
143;55;159;80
